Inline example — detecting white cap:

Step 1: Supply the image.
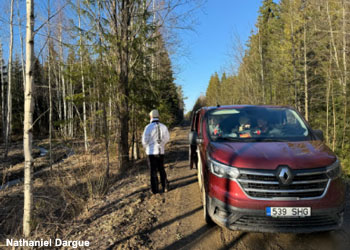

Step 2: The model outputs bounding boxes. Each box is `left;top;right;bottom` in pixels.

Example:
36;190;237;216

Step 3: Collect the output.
149;109;159;118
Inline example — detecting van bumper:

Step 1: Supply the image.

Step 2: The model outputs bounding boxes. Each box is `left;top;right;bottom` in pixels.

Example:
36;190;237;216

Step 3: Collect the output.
208;196;344;233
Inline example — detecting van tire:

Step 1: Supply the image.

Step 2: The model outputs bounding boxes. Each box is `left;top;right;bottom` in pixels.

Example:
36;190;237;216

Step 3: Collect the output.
197;150;203;191
202;188;214;225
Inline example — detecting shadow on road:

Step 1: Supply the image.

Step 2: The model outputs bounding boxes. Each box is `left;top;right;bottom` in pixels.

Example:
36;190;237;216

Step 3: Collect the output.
218;232;247;250
170;177;197;191
106;206;203;250
169;173;196;183
161;225;216;250
83;186;150;225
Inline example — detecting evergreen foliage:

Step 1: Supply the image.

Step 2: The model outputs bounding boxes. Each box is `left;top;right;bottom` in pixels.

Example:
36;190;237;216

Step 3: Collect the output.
205;72;220;106
0;0;185;170
198;0;350;172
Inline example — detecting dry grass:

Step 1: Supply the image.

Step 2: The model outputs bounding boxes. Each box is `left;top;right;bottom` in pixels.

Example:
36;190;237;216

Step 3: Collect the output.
0;140;122;242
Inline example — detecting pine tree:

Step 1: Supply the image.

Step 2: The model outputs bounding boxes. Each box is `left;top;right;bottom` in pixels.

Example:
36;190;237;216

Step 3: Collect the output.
205;72;220;106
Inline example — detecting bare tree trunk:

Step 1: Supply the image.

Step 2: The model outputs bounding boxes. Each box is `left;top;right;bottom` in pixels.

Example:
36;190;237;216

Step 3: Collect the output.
103;103;110;178
59;21;67;137
131;105;135;161
151;0;156;79
78;0;88;151
113;0;131;170
17;0;26;89
132;106;140;160
135;130;140;160
69;71;74;137
332;80;336;151
56;71;62;135
5;0;15;157
326;52;331;145
23;0;34;237
89;85;95;138
109;83;112;130
97;0;110;178
303;23;309;121
341;0;348;150
48;0;53;169
0;43;5;141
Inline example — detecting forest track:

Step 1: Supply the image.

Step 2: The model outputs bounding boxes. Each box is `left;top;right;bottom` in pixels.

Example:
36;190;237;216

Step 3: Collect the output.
69;124;350;249
143;125;350;250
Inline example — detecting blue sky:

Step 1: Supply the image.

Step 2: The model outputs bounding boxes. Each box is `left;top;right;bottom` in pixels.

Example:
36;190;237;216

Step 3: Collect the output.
175;0;262;113
0;0;262;114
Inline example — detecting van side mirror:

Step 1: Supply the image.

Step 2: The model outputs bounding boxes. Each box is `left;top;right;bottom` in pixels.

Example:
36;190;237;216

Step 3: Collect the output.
313;129;324;141
189;131;198;145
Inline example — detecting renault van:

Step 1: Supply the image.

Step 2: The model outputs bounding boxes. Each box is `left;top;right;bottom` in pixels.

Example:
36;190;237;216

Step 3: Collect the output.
189;105;345;233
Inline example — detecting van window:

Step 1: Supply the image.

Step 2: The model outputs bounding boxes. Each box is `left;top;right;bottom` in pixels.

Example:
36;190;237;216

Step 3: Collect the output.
196;112;202;136
207;107;311;142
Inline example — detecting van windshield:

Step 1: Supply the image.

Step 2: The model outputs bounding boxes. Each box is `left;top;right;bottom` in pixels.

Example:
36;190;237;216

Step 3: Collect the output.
207;107;312;142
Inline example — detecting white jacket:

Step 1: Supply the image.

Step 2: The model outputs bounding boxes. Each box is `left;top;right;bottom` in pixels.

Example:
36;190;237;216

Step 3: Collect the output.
142;118;170;155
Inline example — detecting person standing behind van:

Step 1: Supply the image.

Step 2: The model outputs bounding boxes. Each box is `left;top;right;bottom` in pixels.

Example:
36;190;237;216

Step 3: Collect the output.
142;109;170;194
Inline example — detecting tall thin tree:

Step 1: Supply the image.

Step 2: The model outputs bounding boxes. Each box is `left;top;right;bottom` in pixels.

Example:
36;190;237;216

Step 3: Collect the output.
17;0;26;89
0;42;5;142
78;0;88;151
23;0;35;237
4;0;15;157
303;22;309;121
59;10;67;137
48;0;53;168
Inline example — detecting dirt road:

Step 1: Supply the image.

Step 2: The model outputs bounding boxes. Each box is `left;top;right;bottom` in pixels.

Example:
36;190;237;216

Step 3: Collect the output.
69;125;350;249
136;125;350;250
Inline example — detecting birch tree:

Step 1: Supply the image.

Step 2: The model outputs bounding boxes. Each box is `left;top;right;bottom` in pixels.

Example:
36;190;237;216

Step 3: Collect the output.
303;22;309;121
58;10;67;137
23;0;34;237
48;0;53;168
4;0;15;157
17;0;26;89
0;42;5;140
78;0;88;152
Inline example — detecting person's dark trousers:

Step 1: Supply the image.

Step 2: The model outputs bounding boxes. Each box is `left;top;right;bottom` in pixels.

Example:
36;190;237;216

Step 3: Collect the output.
148;154;167;194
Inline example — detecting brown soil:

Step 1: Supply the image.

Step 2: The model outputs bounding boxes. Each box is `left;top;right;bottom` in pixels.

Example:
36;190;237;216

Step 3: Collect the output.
1;126;349;249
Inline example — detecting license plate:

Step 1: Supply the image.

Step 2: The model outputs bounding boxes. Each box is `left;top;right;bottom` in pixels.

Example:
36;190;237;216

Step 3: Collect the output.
266;207;311;217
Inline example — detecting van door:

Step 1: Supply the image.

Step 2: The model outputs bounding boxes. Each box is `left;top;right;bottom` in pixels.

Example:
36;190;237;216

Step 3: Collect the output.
189;110;200;169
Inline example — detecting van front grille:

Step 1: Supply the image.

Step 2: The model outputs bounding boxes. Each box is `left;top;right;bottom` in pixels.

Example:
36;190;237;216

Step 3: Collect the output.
237;168;330;200
235;214;338;228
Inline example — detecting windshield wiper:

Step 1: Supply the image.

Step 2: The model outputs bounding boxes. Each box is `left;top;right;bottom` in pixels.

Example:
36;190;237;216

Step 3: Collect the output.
215;136;290;142
254;138;289;142
216;136;241;142
216;137;261;142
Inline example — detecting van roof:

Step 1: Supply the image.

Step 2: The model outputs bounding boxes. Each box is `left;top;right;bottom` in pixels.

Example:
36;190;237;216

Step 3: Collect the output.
198;104;294;112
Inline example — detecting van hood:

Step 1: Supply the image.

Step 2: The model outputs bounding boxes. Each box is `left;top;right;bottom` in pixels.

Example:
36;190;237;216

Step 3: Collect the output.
209;141;336;170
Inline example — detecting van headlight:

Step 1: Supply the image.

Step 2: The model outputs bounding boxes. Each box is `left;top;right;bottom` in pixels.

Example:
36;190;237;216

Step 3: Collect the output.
208;156;240;180
326;159;341;179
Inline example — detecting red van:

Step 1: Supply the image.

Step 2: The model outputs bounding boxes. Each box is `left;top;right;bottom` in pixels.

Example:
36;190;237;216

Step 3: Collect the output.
189;105;345;233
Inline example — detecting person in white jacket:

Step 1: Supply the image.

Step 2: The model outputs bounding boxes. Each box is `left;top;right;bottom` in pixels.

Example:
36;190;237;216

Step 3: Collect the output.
142;109;170;193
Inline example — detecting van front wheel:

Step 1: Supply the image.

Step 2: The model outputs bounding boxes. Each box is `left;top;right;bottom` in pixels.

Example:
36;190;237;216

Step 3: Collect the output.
202;188;214;225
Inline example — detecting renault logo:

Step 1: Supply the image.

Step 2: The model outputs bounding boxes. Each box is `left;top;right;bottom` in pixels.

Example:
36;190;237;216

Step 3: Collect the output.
277;166;293;185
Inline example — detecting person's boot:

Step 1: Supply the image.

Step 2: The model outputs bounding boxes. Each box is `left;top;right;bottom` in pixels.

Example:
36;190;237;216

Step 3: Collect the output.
164;180;170;192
